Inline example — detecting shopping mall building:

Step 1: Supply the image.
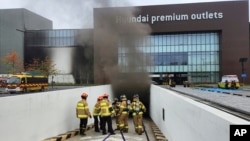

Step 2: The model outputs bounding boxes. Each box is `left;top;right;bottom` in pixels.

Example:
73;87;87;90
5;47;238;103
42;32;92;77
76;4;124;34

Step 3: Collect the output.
0;0;249;84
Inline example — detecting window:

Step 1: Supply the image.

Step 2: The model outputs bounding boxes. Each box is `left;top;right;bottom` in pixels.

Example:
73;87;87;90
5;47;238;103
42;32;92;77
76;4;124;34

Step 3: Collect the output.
118;32;220;83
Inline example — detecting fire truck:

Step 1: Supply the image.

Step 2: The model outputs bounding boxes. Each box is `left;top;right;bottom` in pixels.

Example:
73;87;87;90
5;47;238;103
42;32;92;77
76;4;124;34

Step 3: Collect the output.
6;72;48;93
0;77;7;88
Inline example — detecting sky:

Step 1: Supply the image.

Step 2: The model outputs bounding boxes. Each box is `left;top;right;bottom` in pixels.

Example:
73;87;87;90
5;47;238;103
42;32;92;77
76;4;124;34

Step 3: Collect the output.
0;0;245;29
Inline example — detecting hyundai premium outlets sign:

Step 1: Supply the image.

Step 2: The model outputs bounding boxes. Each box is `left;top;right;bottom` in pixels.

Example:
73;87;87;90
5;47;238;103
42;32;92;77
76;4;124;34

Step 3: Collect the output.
116;11;223;24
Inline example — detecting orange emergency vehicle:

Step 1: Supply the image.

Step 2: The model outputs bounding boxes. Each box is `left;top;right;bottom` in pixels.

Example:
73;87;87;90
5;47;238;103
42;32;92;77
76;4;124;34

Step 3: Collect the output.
0;77;7;88
6;72;48;93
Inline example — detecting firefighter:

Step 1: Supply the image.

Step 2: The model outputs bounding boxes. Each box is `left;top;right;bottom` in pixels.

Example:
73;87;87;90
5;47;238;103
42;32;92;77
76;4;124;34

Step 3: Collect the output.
118;94;129;133
130;94;146;135
112;97;121;130
93;95;103;132
99;93;115;135
76;92;92;136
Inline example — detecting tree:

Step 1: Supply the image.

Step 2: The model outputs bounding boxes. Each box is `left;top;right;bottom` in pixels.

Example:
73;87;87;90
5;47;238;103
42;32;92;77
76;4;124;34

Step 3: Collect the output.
25;56;58;77
1;50;23;74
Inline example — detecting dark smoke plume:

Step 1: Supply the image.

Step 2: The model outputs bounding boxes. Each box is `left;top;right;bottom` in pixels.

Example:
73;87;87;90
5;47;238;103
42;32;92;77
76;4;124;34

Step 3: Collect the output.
23;0;152;110
93;2;152;113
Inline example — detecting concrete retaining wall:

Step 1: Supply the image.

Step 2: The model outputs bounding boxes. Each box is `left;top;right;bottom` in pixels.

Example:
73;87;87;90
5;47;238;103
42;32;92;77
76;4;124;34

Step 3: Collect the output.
1;84;250;141
150;85;250;141
0;85;113;141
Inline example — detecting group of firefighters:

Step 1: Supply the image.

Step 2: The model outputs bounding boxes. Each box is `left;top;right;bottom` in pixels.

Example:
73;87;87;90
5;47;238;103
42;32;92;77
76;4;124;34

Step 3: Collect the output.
76;92;146;136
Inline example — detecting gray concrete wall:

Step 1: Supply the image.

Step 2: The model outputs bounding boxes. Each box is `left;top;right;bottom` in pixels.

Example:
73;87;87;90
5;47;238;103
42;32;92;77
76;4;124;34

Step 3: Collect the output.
0;85;113;141
0;9;52;74
1;85;250;141
150;85;250;141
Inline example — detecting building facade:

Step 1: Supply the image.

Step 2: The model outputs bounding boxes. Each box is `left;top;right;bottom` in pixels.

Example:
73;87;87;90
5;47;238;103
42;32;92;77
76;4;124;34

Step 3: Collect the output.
93;0;250;84
0;8;52;74
0;1;249;85
24;29;93;84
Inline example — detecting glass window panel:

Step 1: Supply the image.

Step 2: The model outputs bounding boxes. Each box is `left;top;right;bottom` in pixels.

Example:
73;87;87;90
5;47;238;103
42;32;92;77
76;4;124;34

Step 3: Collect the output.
196;34;201;44
214;44;219;51
179;34;184;45
192;65;197;72
196;45;201;51
179;65;184;72
192;45;196;52
211;33;217;44
187;34;192;45
154;36;158;46
205;33;211;44
162;35;167;45
162;46;167;52
182;45;188;52
201;45;206;51
150;36;154;45
166;35;170;45
159;35;163;45
214;33;219;44
191;34;196;44
201;34;206;44
183;66;187;72
174;35;178;45
206;65;211;71
170;35;175;45
158;66;163;72
183;34;188;44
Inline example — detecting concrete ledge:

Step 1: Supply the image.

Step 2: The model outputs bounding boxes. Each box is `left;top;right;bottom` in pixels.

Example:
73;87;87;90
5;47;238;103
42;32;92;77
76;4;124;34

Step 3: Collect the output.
151;122;168;141
42;123;94;141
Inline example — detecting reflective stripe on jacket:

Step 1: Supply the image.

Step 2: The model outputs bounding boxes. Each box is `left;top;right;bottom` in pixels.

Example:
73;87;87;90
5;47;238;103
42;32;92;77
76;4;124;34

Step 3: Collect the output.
93;101;101;116
99;99;113;117
76;100;89;118
118;101;129;115
130;101;146;116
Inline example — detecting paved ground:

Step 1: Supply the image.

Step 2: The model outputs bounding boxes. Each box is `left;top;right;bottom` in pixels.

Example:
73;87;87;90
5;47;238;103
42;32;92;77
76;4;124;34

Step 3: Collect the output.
66;118;157;141
164;85;250;114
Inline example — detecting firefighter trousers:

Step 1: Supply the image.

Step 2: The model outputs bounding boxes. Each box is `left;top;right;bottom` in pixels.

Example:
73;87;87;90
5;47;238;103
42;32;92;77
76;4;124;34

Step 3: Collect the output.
118;112;129;132
93;115;100;132
132;114;143;134
79;118;88;135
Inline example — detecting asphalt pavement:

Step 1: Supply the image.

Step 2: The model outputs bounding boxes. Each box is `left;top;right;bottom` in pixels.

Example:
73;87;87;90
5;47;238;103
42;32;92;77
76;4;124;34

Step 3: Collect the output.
164;85;250;114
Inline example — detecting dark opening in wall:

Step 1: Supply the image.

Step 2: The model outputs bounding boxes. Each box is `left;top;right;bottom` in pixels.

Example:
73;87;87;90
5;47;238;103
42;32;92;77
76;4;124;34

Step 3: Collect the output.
162;108;165;121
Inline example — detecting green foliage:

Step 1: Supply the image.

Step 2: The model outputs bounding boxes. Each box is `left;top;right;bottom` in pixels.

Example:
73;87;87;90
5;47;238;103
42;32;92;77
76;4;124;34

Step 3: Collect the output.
25;56;58;77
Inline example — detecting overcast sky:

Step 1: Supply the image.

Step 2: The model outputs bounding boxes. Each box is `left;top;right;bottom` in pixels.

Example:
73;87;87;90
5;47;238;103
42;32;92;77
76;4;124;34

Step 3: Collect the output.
0;0;246;29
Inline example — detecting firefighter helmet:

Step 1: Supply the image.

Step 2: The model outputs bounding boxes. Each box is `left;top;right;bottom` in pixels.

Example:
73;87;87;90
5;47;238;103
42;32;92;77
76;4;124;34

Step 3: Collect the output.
81;93;88;98
120;94;127;101
133;94;139;98
97;95;103;100
103;93;109;98
114;97;118;102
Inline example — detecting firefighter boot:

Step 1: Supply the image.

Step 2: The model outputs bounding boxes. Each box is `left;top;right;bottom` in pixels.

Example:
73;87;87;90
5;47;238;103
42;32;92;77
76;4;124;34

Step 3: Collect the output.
138;128;142;135
135;127;138;133
80;128;86;136
123;128;128;133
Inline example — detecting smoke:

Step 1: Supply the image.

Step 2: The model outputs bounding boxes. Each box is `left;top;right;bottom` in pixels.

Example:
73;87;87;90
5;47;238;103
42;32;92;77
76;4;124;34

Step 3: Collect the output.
22;0;152;105
93;2;152;109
